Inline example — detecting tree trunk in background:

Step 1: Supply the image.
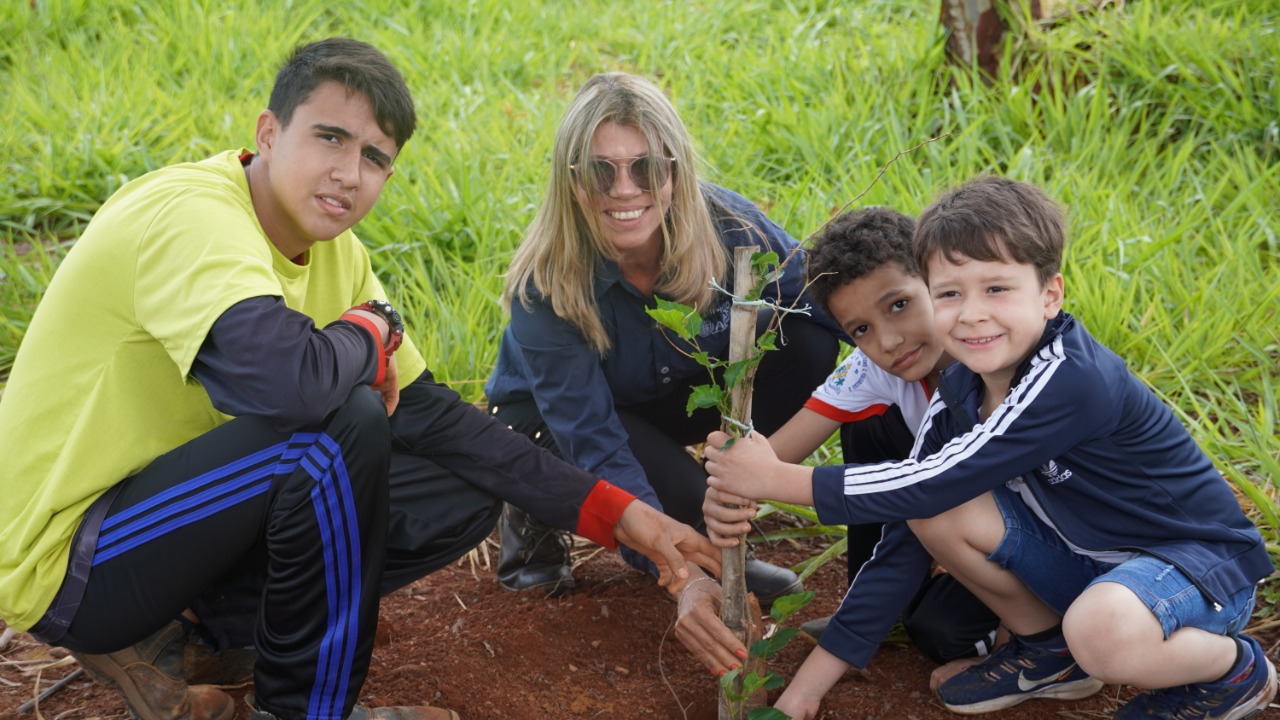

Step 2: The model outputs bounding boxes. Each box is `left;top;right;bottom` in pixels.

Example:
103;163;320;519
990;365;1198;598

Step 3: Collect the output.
940;0;1043;79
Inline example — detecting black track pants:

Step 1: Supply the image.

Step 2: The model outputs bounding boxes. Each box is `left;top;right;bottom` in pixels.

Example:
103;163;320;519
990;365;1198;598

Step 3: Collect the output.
56;388;425;720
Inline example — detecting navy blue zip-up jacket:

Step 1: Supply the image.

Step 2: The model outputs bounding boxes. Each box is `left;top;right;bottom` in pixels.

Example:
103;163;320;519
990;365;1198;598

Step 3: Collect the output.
812;312;1273;668
486;183;835;509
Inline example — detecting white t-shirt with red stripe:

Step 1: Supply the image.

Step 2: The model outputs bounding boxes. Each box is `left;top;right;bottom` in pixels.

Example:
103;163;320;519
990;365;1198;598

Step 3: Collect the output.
804;350;932;434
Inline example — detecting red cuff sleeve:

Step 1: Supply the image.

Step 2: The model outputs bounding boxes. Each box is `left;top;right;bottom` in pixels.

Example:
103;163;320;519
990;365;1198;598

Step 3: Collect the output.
575;481;636;550
804;396;890;423
340;313;388;386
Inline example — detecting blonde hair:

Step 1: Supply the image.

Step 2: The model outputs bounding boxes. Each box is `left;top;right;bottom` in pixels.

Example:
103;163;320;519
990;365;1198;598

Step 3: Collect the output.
504;73;726;355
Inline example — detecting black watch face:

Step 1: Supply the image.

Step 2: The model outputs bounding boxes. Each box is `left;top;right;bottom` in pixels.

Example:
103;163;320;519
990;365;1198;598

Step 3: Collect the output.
369;300;402;331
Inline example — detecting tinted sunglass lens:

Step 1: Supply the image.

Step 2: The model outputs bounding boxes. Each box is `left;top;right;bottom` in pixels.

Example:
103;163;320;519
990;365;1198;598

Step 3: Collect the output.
632;156;671;192
630;157;653;192
589;160;617;194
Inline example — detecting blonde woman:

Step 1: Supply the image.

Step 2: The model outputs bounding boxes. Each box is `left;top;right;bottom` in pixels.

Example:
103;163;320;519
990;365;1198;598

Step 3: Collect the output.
484;73;840;673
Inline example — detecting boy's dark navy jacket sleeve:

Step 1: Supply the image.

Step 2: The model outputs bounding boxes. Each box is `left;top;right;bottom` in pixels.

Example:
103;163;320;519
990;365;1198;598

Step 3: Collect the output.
817;521;934;668
812;329;1110;524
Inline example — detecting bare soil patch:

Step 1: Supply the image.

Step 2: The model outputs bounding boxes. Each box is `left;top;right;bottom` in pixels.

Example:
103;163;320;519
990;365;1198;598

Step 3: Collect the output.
2;519;1277;719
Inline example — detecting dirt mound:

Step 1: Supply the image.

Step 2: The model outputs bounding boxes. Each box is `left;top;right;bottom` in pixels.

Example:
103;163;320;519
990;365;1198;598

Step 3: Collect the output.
2;523;1273;719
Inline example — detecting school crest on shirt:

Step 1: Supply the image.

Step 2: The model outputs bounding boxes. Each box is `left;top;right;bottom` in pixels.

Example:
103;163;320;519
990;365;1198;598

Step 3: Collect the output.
829;353;868;391
830;360;851;387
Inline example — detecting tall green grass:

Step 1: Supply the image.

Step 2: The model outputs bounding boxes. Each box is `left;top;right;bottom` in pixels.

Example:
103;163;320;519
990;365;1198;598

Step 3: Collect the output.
3;0;1277;604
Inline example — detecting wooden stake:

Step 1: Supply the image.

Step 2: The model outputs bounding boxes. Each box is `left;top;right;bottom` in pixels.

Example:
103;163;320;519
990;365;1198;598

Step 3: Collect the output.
719;246;759;719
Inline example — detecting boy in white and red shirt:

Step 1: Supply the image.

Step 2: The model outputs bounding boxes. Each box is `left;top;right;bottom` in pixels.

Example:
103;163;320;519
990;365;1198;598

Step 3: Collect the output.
708;207;999;669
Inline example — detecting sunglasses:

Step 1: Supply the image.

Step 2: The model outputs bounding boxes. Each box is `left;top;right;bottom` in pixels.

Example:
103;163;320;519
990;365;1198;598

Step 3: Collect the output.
570;155;676;194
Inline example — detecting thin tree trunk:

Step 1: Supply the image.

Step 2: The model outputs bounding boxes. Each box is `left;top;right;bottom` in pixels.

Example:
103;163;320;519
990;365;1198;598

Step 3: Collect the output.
719;246;758;720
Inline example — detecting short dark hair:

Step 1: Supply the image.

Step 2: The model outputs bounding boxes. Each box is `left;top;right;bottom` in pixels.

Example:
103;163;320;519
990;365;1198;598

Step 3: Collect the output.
269;38;416;149
807;207;918;312
913;175;1064;285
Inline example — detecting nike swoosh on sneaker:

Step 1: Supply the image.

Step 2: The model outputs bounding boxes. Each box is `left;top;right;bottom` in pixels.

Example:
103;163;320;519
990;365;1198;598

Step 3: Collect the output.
1017;664;1078;692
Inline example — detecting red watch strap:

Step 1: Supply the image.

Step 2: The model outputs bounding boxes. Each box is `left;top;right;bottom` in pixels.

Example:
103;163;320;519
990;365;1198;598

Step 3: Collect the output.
340;312;388;386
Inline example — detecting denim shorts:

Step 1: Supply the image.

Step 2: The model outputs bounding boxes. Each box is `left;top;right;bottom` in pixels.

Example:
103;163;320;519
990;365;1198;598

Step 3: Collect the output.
988;485;1256;639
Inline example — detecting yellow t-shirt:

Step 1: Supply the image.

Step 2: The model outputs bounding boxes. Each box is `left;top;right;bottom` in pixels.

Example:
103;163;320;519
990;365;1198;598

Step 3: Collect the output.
0;150;425;630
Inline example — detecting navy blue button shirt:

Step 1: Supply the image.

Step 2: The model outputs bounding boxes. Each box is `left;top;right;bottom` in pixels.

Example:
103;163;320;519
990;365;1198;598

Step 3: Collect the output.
486;183;836;508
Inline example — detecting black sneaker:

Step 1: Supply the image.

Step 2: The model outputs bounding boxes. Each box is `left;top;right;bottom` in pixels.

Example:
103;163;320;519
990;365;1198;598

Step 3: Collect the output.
743;546;803;611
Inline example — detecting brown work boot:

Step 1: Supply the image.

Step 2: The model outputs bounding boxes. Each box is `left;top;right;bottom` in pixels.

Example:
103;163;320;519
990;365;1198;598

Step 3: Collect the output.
248;697;460;720
71;621;235;720
183;640;256;687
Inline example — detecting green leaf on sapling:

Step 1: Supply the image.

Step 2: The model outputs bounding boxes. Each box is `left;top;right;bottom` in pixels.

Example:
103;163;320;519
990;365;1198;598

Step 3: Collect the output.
719;667;746;702
686;384;725;416
770;590;815;623
755;331;778;353
750;627;801;660
724;356;760;388
751;251;779;277
737;669;779;696
647;298;701;340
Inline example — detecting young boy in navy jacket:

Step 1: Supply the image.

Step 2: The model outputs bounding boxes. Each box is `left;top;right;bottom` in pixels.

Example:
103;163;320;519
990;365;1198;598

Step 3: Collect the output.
703;176;1276;719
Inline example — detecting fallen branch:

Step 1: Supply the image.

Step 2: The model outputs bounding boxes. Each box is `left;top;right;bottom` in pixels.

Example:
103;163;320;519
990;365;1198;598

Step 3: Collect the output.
19;666;84;715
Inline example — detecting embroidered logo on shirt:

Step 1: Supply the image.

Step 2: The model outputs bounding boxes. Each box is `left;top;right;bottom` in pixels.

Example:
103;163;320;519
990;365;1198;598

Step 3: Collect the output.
1039;460;1073;485
698;300;731;338
830;361;850;388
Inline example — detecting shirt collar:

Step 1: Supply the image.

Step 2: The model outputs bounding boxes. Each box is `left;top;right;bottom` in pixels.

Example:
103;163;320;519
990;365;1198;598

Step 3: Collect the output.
593;257;654;301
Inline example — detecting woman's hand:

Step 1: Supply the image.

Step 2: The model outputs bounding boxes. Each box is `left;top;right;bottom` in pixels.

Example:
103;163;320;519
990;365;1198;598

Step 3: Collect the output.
673;573;749;676
613;502;721;592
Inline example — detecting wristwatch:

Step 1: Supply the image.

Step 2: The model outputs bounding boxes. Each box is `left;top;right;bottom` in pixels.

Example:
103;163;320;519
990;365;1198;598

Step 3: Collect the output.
357;300;404;356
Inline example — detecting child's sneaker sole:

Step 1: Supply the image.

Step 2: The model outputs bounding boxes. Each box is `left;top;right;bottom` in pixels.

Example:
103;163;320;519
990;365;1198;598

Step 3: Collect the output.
941;675;1103;715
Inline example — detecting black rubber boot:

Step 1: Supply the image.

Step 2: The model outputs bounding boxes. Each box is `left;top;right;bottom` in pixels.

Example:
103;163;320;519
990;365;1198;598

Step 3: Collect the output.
743;545;804;611
496;503;575;597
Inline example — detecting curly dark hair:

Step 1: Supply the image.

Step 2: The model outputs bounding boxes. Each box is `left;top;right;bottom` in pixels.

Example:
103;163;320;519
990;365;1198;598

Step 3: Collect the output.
807;207;918;312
